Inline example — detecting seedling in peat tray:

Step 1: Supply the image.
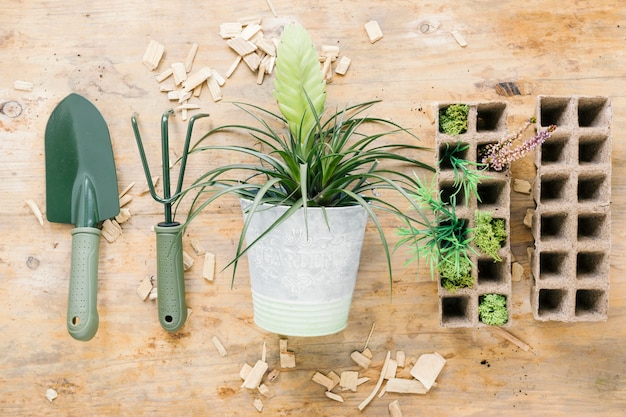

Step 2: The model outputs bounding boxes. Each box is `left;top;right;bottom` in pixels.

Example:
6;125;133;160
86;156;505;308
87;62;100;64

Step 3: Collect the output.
439;103;469;135
478;293;508;326
474;210;507;262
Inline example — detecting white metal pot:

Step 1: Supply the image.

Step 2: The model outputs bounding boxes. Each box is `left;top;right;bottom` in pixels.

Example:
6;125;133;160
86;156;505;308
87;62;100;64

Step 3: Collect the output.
240;199;368;337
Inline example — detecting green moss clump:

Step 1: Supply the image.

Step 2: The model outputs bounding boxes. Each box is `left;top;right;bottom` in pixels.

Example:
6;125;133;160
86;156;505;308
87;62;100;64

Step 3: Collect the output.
478;294;508;326
439;104;469;135
474;210;507;262
440;255;473;291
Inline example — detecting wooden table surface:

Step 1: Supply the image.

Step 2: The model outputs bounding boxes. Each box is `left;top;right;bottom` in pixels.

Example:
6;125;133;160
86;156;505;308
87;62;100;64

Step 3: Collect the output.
1;1;624;415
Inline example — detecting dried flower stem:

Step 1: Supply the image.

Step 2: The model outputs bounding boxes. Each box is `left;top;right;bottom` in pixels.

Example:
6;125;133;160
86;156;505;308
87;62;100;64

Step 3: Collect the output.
481;117;556;171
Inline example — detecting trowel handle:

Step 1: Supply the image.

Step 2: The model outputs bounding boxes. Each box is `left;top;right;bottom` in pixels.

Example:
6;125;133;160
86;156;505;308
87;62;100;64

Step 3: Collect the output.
155;223;187;332
68;227;101;341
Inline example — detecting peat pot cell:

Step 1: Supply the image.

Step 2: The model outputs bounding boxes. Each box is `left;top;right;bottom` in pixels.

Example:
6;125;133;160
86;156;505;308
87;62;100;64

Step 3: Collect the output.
540;133;569;165
539;174;570;204
577;174;608;203
577;97;610;128
477;258;508;285
539;96;572;127
537;288;567;317
477;180;506;208
477;102;506;132
576;251;607;279
441;296;471;325
540;212;568;240
438;142;469;170
577;212;609;240
539;251;569;279
439;180;466;205
579;134;610;165
575;289;607;317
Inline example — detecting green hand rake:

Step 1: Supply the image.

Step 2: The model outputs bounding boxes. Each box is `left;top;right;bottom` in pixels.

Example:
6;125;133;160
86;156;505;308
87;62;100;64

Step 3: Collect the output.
131;110;209;332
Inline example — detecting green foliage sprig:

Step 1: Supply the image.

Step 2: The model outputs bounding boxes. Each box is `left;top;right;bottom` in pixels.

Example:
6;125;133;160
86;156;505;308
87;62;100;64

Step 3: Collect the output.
396;175;475;291
439;104;469;135
440;141;491;204
478;294;508;326
474;210;507;262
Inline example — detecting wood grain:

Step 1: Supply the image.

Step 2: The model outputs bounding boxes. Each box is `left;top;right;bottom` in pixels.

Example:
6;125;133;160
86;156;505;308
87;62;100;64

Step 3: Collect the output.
1;0;625;415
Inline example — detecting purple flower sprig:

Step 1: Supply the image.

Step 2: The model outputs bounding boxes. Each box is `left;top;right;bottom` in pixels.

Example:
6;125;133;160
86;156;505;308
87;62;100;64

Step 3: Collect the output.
480;117;556;171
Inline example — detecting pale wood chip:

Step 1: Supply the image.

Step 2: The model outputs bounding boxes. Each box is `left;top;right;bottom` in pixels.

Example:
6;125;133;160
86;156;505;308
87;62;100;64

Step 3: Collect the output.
115;208;132;224
388;399;403;417
159;84;176;92
241;24;262;41
182;66;212;92
220;22;243;39
513;178;532;194
211;69;226;86
14;80;34;91
410;352;446;390
253;398;263;412
255;37;276;56
171;62;187;85
202;252;216;282
155;68;173;83
364;20;384;43
258;383;272;397
339;371;359;392
326;371;340;389
357;376;370;386
334;56;351;75
101;219;122;243
182;250;194;271
279;351;295;368
175;103;201;111
136;276;153;301
211;335;228;356
384;359;398;379
118;182;135;199
184;42;199;72
119;194;133;208
225;56;242;78
385;378;428;394
256;61;267;85
358;351;391;411
362;347;373;359
24;199;44;226
351;351;372;369
148;286;158;301
242;52;261;72
207;77;223;102
396;351;406;368
450;30;468;47
45;388;58;402
142;40;165;71
227;36;258;56
177;91;192;103
312;372;335;390
523;208;534;228
488;326;532;352
240;363;253;380
189;238;205;256
325;391;344;403
192;83;202;97
241;360;269;389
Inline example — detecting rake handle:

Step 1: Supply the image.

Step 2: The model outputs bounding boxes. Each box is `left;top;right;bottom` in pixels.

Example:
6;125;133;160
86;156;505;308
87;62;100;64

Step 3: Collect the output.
155;222;187;332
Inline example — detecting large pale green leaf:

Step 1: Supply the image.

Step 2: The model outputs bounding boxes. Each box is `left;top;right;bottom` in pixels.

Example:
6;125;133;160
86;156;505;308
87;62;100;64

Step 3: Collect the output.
273;23;326;142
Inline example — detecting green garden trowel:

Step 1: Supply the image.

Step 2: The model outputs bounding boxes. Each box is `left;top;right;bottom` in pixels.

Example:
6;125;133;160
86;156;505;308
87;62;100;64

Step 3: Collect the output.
45;93;120;341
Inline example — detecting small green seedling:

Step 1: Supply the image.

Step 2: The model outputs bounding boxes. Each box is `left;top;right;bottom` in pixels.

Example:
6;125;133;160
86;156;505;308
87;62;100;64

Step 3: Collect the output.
478;293;508;326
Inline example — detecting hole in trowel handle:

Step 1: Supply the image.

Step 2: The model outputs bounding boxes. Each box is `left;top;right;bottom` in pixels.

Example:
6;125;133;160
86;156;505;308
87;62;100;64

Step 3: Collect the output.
164;315;173;323
71;316;80;326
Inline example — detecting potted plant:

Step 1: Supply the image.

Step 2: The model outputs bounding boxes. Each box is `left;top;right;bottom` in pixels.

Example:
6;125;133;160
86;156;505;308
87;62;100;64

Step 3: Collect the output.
178;23;433;336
